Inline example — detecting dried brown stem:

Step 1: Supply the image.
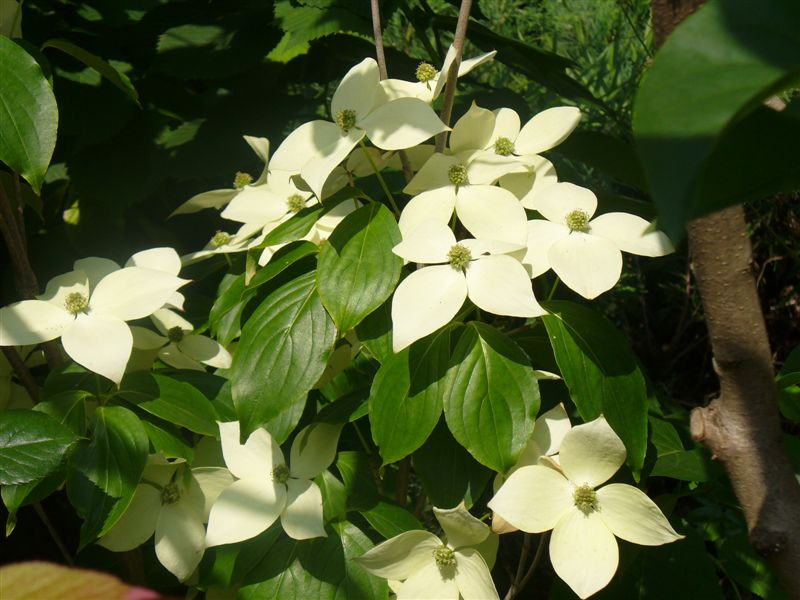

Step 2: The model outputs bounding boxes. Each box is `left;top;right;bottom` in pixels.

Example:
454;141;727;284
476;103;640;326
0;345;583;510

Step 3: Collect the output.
435;0;473;153
1;347;39;403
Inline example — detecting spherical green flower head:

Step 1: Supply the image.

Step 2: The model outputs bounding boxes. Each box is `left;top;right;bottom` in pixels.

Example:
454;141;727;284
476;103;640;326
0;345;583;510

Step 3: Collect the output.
287;194;306;213
493;136;515;156
167;326;184;343
64;292;89;315
233;171;253;189
433;545;456;568
160;482;181;505
271;463;290;484
572;484;598;515
416;62;438;83
211;231;232;248
448;164;468;186
565;209;590;233
335;109;357;134
447;243;472;271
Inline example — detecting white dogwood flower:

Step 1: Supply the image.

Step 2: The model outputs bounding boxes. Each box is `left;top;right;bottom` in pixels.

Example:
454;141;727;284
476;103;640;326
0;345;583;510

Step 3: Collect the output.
356;503;499;600
0;257;187;384
391;220;543;351
485;106;581;160
522;183;674;298
488;416;683;599
98;456;234;581
205;420;343;546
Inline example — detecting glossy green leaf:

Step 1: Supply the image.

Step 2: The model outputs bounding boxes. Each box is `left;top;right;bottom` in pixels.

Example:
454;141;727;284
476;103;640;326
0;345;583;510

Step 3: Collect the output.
412;419;492;509
42;39;140;106
318;470;347;523
442;322;539;472
542;300;649;472
0;36;58;193
0;410;78;485
633;0;800;240
239;522;386;600
65;405;148;548
117;372;219;437
318;203;402;333
355;297;393;364
33;390;89;436
2;470;66;536
649;417;710;482
259;192;357;248
231;271;336;441
141;420;194;462
368;326;452;466
336;451;380;512
362;501;422;540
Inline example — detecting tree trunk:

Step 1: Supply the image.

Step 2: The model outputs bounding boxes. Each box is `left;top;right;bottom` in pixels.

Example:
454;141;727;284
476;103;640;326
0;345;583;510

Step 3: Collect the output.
650;3;800;597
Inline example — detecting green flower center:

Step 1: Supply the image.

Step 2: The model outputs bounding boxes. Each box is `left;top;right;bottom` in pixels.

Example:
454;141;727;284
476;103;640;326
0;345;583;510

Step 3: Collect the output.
447;243;472;271
416;62;437;83
448;164;468;186
167;326;184;343
161;483;181;505
335;109;357;134
272;463;290;485
233;171;253;189
573;484;598;515
64;292;89;315
493;136;515;156
287;194;306;213
433;545;456;568
211;231;232;248
565;209;590;233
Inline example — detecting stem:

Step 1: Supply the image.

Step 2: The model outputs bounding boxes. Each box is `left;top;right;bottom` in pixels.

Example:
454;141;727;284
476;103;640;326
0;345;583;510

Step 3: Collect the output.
395;456;411;505
359;139;400;217
546;276;560;301
503;533;532;600
1;347;39;403
435;0;473;153
413;489;427;518
32;502;74;565
518;532;548;592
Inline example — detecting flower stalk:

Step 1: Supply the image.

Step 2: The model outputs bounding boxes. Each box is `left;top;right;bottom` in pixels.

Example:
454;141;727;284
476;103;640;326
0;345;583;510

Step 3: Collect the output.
435;0;473;152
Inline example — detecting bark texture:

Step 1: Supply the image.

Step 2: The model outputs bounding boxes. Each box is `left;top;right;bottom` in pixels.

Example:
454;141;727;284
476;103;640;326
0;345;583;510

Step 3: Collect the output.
650;2;800;596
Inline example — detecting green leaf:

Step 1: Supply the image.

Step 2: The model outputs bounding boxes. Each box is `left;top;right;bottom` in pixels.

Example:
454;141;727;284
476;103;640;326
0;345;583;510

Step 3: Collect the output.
33;390;89;436
542;300;649;473
0;410;78;485
648;418;710;482
412;419;492;509
239;522;387;599
317;203;402;333
0;36;58;193
259;193;358;248
65;405;148;548
2;470;65;535
442;322;539;472
355;297;393;364
117;372;219;437
336;450;380;512
368;326;451;465
362;500;422;540
231;271;336;441
318;470;347;523
632;0;800;240
41;39;140;106
141;420;194;462
718;533;789;600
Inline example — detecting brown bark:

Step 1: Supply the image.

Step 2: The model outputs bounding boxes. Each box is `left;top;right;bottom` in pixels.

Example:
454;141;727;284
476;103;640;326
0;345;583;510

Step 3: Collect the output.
651;2;800;596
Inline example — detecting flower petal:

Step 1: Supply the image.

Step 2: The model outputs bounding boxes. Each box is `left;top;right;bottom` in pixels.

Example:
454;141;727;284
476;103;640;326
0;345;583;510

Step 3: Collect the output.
220;184;291;225
455;185;528;247
550;508;618;599
454;548;500;600
73;257;121;288
192;467;236;521
300;125;364;200
433;503;489;549
379;78;431;103
391;265;467;352
488;465;573;533
89;267;188;321
281;478;326;540
393;219;457;264
289;422;343;480
596;483;683;545
244;135;270;164
155;501;206;581
218;420;281;479
404;153;458;195
126;247;182;276
559;416;626;488
531;403;571;457
588;213;675;257
548;233;622;299
464;151;527;186
466;255;544;318
150;307;193;336
269;121;324;175
397;559;459;600
361;97;448;151
169;189;238;217
178;335;232;369
515;106;581;155
205;477;286;547
61;314;132;385
449;102;495;154
0;300;73;345
457;50;496;78
522;219;569;278
158;344;205;371
331;57;381;122
130;325;167;350
490;108;521;145
398;187;457;239
356;530;441;580
97;484;160;551
37;270;89;308
499;156;558;210
534;182;597;225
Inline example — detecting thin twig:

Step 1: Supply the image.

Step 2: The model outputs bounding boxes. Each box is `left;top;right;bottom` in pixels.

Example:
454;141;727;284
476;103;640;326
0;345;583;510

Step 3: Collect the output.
32;502;74;565
435;0;473;152
503;533;532;600
359;139;400;216
413;489;427;519
1;347;39;403
395;456;411;505
517;532;548;593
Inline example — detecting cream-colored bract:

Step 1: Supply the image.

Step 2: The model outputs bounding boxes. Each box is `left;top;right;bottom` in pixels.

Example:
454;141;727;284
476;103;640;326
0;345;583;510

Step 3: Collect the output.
488;416;683;599
204;420;343;547
356;502;500;600
523;182;675;299
0;253;188;384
